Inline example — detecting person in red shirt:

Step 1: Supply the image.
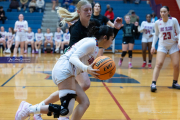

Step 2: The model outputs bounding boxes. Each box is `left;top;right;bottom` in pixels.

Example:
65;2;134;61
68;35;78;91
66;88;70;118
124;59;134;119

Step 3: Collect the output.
104;7;114;22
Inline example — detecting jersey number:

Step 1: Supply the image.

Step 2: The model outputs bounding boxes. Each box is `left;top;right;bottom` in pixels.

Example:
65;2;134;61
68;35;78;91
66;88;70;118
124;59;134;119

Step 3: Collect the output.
145;30;150;34
163;32;171;40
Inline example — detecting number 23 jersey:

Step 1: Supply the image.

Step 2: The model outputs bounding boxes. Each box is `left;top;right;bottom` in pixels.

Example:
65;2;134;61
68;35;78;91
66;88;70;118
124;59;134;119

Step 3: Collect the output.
155;17;180;46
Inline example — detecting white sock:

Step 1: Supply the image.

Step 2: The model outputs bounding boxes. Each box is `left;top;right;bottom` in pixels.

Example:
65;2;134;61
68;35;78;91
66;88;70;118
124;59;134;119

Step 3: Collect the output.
129;62;131;64
36;49;38;51
143;61;146;63
29;101;45;114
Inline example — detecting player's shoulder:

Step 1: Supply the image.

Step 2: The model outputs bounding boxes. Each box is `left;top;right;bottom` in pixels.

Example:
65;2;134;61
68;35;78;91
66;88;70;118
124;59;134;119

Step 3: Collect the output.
170;17;178;22
83;37;96;46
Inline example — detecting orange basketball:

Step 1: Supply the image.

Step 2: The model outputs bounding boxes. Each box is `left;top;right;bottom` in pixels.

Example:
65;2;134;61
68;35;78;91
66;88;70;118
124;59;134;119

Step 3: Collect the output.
93;56;116;80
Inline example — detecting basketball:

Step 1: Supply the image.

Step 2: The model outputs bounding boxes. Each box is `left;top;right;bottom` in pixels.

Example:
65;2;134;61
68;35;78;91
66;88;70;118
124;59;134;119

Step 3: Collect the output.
93;56;116;80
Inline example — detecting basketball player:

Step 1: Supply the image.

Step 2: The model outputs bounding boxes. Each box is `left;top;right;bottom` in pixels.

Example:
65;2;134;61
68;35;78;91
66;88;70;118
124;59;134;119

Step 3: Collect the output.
92;2;114;57
118;15;138;68
150;6;180;92
54;27;63;53
13;14;28;60
139;14;155;68
35;28;44;54
44;28;53;53
15;25;121;120
0;26;7;52
60;28;70;54
24;27;35;54
5;27;15;54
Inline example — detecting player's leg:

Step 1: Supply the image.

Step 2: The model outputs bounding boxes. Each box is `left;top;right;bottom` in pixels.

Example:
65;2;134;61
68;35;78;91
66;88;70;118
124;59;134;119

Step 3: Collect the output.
24;40;28;53
141;42;147;68
13;36;20;56
119;38;128;66
128;43;134;69
147;42;153;68
31;40;35;53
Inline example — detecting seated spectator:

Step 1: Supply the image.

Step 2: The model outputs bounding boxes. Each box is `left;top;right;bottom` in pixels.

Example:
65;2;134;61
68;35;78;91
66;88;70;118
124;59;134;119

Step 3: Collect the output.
44;28;53;53
8;0;20;12
62;0;72;9
104;8;114;23
5;27;15;54
0;6;6;24
20;0;28;11
105;4;110;12
123;0;134;3
0;26;7;52
61;28;70;53
29;0;36;13
24;27;35;53
36;0;45;13
130;11;139;23
35;28;44;54
54;27;63;53
135;0;141;4
68;2;76;12
151;13;158;23
51;0;56;12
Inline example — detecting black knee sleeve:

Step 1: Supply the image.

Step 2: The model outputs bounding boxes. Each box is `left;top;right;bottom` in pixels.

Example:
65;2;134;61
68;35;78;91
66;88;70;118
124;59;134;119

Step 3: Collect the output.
128;50;132;58
121;51;127;57
47;93;77;118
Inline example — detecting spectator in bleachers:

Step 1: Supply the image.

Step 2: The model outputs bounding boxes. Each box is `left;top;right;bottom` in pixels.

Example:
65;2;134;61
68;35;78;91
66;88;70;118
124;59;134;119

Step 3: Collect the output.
135;0;141;4
61;28;70;53
51;0;56;12
36;0;45;13
68;2;76;12
13;14;28;59
105;4;110;12
104;7;114;23
123;0;134;3
151;13;158;23
62;0;72;9
54;27;63;53
5;27;15;54
0;6;6;24
29;0;36;13
20;0;29;11
8;0;20;12
44;28;53;53
24;27;35;53
35;28;43;54
130;11;139;23
0;26;6;52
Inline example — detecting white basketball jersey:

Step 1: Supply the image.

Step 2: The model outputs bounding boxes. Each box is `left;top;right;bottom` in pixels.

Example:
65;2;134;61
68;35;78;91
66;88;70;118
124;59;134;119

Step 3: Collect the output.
44;33;53;40
154;17;180;47
63;33;70;41
6;32;15;40
140;21;155;39
14;20;28;35
61;37;99;76
54;31;63;41
0;31;7;38
26;32;34;41
35;33;44;41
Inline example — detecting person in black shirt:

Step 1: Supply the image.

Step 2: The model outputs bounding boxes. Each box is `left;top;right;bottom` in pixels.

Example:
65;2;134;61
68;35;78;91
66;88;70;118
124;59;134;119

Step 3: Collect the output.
91;3;114;56
118;15;138;68
0;6;6;24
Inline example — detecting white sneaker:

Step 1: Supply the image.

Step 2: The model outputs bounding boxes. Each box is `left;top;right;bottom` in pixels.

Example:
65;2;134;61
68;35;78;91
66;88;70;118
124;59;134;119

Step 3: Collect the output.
58;117;69;120
60;50;63;54
34;114;43;120
6;49;11;54
55;48;59;53
15;101;32;120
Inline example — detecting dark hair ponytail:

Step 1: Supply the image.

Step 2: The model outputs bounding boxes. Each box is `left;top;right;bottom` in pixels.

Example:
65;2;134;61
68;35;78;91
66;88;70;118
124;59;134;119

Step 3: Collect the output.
88;25;114;40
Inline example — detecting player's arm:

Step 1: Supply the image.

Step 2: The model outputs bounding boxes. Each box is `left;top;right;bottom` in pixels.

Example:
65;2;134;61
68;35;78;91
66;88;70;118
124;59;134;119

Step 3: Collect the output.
14;22;18;32
69;40;96;72
152;21;159;48
173;18;180;44
68;27;80;47
139;22;145;33
24;21;28;32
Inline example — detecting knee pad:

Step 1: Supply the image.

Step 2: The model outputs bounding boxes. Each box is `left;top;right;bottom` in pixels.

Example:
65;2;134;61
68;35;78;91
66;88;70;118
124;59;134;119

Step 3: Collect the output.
47;93;77;118
128;50;132;58
121;51;127;57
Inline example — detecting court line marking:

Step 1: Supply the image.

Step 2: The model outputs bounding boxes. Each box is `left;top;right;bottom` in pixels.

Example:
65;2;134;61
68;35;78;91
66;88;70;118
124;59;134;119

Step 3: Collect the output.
1;68;24;87
102;82;131;120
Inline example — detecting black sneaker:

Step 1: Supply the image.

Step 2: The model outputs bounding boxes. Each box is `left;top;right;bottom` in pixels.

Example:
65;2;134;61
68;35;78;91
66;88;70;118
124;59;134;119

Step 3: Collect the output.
172;83;180;89
151;83;157;92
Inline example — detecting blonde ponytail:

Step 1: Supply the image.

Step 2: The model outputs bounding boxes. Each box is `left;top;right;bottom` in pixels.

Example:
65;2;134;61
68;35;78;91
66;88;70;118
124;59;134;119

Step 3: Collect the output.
57;0;91;26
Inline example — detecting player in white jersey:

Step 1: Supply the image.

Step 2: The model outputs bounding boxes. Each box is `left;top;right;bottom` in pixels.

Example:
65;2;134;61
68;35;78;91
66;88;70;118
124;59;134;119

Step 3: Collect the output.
54;27;63;53
15;25;116;120
0;26;7;52
60;28;70;54
5;27;15;54
13;14;28;59
35;28;44;54
44;28;53;53
24;27;35;54
139;14;155;68
150;6;180;92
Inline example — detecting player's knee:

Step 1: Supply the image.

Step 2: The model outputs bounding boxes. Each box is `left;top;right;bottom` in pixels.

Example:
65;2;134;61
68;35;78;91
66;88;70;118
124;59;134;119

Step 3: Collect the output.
128;50;132;58
156;62;163;69
173;64;179;69
121;51;127;57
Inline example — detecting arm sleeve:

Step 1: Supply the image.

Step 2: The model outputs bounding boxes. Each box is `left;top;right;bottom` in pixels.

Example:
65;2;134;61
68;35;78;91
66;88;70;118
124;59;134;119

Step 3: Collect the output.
104;16;109;24
139;22;145;33
152;21;159;47
173;18;180;44
69;40;95;72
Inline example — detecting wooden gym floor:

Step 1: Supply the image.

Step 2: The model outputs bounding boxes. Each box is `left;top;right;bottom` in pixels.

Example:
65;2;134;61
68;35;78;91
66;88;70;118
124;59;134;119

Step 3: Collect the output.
0;53;180;120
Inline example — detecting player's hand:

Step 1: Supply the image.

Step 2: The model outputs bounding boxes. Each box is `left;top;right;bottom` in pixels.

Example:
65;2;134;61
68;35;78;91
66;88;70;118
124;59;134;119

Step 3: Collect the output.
114;17;123;29
134;22;139;26
87;62;100;79
151;47;155;55
149;34;153;38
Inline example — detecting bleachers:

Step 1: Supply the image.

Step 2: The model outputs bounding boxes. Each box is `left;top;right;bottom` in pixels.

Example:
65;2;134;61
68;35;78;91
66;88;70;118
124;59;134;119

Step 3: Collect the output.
95;0;154;50
0;1;43;33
